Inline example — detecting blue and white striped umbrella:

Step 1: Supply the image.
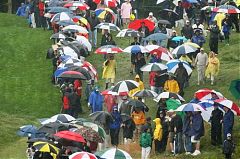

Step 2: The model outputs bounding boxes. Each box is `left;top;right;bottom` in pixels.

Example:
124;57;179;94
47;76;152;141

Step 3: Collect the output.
123;45;149;54
166;59;192;75
175;103;206;112
172;44;197;55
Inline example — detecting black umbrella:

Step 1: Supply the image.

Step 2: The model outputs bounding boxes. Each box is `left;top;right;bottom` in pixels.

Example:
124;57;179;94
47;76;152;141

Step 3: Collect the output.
160;9;179;20
67;66;91;80
58;71;87;80
158;19;171;25
132;89;158;98
89;111;113;125
120;114;132;122
128;99;148;109
38;122;73;134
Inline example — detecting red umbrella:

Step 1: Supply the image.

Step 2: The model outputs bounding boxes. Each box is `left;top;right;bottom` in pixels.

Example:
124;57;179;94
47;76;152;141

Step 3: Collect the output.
82;61;98;81
128;19;155;32
214;99;240;115
64;2;89;10
194;88;225;101
54;131;86;143
93;0;119;8
69;152;97;159
95;45;123;54
150;47;173;61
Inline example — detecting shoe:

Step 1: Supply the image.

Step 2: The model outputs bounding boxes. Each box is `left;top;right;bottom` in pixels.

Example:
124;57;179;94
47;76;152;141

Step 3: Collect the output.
191;150;201;156
185;152;191;155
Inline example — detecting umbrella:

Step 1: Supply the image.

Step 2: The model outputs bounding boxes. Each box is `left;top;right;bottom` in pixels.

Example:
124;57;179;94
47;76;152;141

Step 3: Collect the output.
51;12;72;22
184;41;200;49
67;66;92;80
27;138;55;144
81;121;106;139
95;148;132;159
172;36;188;42
33;141;59;159
171;44;197;55
213;5;240;14
154;92;185;102
38;122;72;134
116;29;141;38
82;61;98;81
95;45;123;54
59;46;79;59
144;33;170;41
175;103;206;112
166;98;185;118
57;20;76;26
76;35;92;51
69;152;98;159
62;25;88;34
50;33;66;40
73;126;104;143
41;114;76;125
149;47;173;61
156;0;167;4
229;79;240;99
95;8;116;21
64;2;89;11
95;22;120;31
17;125;39;137
104;0;118;8
214;99;240;115
132;89;158;98
73;16;90;29
58;58;83;68
128;19;155;32
140;63;168;72
194;88;225;101
145;44;159;51
158;19;171;25
123;45;149;54
166;59;193;75
54;130;86;143
201;6;214;11
120;114;132;122
89;111;114;125
128;99;148;109
48;7;72;13
160;9;179;19
58;71;87;80
111;80;139;94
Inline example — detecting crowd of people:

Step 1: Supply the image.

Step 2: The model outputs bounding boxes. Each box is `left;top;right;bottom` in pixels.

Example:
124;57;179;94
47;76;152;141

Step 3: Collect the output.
15;0;240;159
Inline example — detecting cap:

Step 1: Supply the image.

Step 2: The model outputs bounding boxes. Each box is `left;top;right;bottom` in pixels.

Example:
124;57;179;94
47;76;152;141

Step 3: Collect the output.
122;96;128;100
186;20;190;23
149;12;153;16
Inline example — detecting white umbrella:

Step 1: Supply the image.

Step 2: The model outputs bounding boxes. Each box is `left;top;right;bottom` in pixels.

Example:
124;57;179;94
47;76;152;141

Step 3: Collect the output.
62;25;88;34
140;63;168;72
76;35;92;51
111;80;139;94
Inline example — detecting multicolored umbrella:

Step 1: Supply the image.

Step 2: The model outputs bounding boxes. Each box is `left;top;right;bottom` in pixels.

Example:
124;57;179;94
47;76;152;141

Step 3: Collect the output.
62;25;88;34
140;63;168;72
73;126;104;143
175;103;206;112
82;121;106;139
69;152;98;159
41;114;76;125
213;5;240;14
95;8;116;21
72;16;90;29
76;35;92;51
64;2;89;10
128;19;155;32
123;45;149;54
95;148;132;159
166;59;193;75
58;58;83;68
194;88;225;101
58;71;87;80
95;45;123;54
229;79;240;99
184;41;200;49
132;89;158;98
95;22;120;31
154;92;185;102
116;29;141;37
82;61;98;81
147;46;173;61
214;99;240;115
59;46;78;59
54;130;86;143
33;141;59;159
172;44;197;55
111;80;139;94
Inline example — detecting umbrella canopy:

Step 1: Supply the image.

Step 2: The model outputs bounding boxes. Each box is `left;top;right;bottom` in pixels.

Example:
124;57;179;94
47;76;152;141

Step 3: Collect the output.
95;8;116;21
95;22;120;31
111;80;139;94
82;61;98;80
201;5;214;11
120;114;132;122
104;0;118;7
48;7;72;13
58;58;83;68
160;9;179;19
73;126;104;143
128;99;148;110
38;122;72;134
128;19;155;32
50;33;66;40
89;111;114;125
214;99;240;115
172;44;197;55
54;130;86;143
51;12;72;22
166;59;193;75
149;47;173;61
57;20;76;26
157;19;171;25
172;36;188;42
17;125;39;137
81;121;106;139
166;98;185;118
95;148;132;159
123;45;149;54
132;89;158;98
33;141;59;158
69;152;98;159
58;46;78;59
140;63;168;72
73;16;90;29
229;79;240;99
213;5;240;14
194;88;225;101
62;25;88;34
116;29;141;37
66;66;91;80
41;114;76;125
76;35;92;51
184;41;200;49
175;103;206;112
154;92;185;102
95;45;123;54
58;71;87;80
64;2;89;10
144;33;170;41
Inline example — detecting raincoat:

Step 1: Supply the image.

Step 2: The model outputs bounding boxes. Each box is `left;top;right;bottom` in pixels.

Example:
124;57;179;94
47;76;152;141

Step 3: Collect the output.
128;75;145;98
153;118;163;141
88;90;103;113
205;56;220;78
223;110;234;139
140;132;152;148
164;79;180;94
102;59;116;79
132;110;146;125
189;113;204;140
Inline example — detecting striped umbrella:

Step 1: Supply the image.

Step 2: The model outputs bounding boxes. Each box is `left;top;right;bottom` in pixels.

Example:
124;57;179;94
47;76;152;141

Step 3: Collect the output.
95;22;120;31
33;141;59;159
95;45;123;54
123;45;149;54
69;152;98;159
154;92;185;102
140;63;168;72
111;80;139;94
62;25;88;34
64;2;89;11
166;59;193;75
95;8;116;21
149;47;173;61
116;29;141;37
82;121;106;139
95;148;132;159
194;88;225;101
172;44;197;55
58;58;83;68
41;114;76;125
50;33;66;40
51;12;72;22
76;35;92;51
132;89;158;98
175;103;206;112
213;5;240;14
58;71;87;80
214;99;240;115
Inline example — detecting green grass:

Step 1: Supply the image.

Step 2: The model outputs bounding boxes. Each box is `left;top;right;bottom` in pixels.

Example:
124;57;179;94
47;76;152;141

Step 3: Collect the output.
0;13;239;159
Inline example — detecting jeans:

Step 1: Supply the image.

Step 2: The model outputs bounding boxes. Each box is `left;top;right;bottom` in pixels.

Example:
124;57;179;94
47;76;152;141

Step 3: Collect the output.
89;29;97;47
184;135;192;152
174;132;183;154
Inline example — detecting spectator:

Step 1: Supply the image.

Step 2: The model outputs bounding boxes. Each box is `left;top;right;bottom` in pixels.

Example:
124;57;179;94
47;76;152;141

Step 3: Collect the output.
194;48;208;85
146;12;158;27
209;21;220;54
149;52;161;63
138;22;150;44
174;63;188;96
228;0;239;33
174;1;185;28
102;54;117;89
223;106;234;140
158;110;169;153
38;0;46;30
191;29;206;48
154;23;167;34
16;3;26;17
88;87;104;113
223;133;235;159
101;29;111;46
132;109;146;141
153;118;163;154
181;20;194;39
153;71;168;94
140;126;152;159
222;19;231;45
205;52;220;85
129;74;145;99
121;0;132;28
130;37;140;74
88;12;100;48
164;74;180;94
183;112;192;155
134;53;146;81
122;117;136;144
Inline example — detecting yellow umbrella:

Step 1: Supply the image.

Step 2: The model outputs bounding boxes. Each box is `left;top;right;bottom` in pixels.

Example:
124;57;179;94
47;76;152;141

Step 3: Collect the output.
184;41;200;49
33;141;59;159
96;8;115;20
78;17;90;29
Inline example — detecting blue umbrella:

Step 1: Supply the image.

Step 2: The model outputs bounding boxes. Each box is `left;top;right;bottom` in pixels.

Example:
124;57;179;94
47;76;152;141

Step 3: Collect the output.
17;125;40;138
175;103;206;112
172;44;197;55
59;55;72;61
185;0;199;3
57;20;76;26
172;36;188;42
144;33;170;41
54;67;68;77
47;7;72;13
166;59;192;75
123;45;149;54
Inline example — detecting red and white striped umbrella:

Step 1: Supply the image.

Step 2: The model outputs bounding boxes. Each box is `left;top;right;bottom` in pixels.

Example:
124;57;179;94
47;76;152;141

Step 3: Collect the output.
64;2;90;10
82;61;98;81
69;152;98;159
213;5;240;14
150;47;173;61
194;88;225;101
214;99;240;115
93;0;119;7
95;45;123;54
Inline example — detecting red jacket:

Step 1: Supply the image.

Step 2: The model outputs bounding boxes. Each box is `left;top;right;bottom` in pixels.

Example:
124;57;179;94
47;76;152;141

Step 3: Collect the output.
149;72;156;86
74;80;82;96
38;2;45;16
63;96;70;110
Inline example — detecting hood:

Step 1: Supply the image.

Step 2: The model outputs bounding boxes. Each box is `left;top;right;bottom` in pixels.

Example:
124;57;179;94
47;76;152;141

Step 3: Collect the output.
135;74;140;80
153;118;161;125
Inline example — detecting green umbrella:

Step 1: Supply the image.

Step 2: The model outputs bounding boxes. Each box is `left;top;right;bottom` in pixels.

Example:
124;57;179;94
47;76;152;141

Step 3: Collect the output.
166;98;185;119
229;79;240;99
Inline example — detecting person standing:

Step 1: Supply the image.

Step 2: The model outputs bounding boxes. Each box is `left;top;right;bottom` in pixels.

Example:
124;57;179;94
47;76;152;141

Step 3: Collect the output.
132;109;146;141
134;53;146;81
194;48;208;85
88;87;104;113
205;52;220;85
174;1;185;28
223;133;235;159
154;71;168;94
122;117;136;144
164;74;180;94
174;63;188;97
121;0;132;28
38;0;46;30
130;37;140;74
223;106;234;140
102;54;117;89
88;12;100;48
209;105;223;146
140;126;152;159
153;118;163;154
222;19;231;45
182;112;192;155
191;29;206;48
157;110;169;153
181;20;194;40
146;12;158;27
209;21;220;54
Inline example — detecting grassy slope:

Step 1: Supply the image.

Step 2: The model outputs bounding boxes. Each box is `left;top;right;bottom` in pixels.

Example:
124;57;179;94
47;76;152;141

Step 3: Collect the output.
0;13;239;159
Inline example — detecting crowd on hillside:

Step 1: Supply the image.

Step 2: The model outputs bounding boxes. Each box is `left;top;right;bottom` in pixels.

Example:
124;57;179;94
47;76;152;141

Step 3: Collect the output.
15;0;240;159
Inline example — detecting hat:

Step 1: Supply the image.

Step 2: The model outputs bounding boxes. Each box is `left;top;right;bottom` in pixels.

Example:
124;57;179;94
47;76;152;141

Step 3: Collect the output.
186;20;190;23
149;12;153;16
135;74;140;79
227;133;231;138
122;96;128;100
95;86;99;91
153;52;157;55
113;106;118;110
200;48;204;51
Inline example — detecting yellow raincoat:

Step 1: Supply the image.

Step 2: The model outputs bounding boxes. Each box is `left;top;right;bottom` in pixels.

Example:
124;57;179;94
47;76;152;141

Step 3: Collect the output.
214;13;226;30
164;79;180;94
205;56;220;78
102;59;116;79
128;75;144;98
153;118;163;141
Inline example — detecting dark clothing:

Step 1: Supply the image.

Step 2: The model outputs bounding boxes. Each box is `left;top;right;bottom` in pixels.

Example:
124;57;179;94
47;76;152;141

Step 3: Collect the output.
223;110;234;139
87;16;100;31
68;92;82;118
189;113;204;140
101;33;111;46
210;108;223;145
130;42;140;64
123;119;136;139
159;117;169;152
169;114;183;133
209;25;220;53
134;57;146;80
191;35;205;47
175;67;188;96
138;26;150;37
154;74;168;88
110;128;120;146
183;115;192;136
175;6;184;19
167;36;178;49
223;139;235;159
181;25;194;39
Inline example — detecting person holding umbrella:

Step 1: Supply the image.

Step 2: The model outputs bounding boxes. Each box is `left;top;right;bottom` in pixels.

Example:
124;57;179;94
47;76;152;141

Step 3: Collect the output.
102;54;117;89
131;107;146;141
191;29;206;48
209;21;220;54
88;12;100;48
194;48;208;85
154;71;168;94
138;22;150;44
130;37;140;74
223;106;234;140
181;20;194;40
154;23;167;34
122;115;136;144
